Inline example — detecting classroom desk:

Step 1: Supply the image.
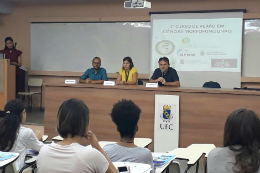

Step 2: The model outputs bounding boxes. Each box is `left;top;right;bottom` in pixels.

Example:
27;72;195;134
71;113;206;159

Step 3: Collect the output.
113;162;152;173
0;153;19;173
44;83;260;150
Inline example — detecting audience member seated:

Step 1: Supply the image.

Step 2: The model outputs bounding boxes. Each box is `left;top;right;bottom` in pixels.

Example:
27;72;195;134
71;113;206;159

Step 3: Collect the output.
116;57;138;85
37;99;118;173
103;99;154;172
79;57;108;84
0;99;44;171
207;108;260;173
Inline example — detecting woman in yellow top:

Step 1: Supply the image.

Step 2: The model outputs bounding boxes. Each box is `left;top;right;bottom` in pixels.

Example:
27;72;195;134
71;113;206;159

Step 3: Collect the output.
116;57;138;85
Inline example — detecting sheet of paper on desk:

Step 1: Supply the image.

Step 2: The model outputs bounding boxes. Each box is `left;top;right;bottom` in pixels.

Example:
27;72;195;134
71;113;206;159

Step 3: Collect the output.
113;162;151;173
42;135;48;142
0;152;15;161
152;153;176;167
52;135;63;141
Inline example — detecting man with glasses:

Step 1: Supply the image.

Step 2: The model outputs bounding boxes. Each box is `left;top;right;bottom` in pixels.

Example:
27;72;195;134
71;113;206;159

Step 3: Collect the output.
149;57;180;87
79;57;108;84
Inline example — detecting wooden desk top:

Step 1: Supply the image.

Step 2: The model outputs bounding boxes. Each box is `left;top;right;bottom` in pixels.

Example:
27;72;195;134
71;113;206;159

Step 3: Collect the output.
44;82;260;96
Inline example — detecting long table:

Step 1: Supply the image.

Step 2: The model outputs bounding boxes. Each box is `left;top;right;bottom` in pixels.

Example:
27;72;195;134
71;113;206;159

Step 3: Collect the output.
44;83;260;150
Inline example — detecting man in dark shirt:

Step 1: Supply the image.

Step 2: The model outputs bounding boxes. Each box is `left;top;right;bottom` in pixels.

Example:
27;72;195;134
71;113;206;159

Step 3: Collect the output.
150;57;180;87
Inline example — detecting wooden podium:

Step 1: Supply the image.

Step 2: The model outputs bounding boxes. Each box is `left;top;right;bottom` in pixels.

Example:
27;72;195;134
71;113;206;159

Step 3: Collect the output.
0;59;15;110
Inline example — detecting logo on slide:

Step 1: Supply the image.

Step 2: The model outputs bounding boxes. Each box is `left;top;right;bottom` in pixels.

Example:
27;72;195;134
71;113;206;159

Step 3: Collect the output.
177;49;195;57
200;50;205;56
182;38;190;44
211;59;237;68
160;105;173;122
179;59;207;65
155;40;175;55
206;51;226;56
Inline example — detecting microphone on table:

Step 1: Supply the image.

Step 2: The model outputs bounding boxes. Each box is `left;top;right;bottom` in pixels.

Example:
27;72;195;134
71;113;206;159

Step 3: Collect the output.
161;70;164;77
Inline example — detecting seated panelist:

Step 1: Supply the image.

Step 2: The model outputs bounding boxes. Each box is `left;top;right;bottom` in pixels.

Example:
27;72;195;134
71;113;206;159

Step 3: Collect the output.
116;57;138;85
149;57;180;87
79;57;108;84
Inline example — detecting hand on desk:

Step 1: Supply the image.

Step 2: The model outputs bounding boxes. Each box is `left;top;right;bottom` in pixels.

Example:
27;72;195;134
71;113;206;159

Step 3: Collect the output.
116;81;126;85
156;77;165;83
86;78;92;84
161;79;166;85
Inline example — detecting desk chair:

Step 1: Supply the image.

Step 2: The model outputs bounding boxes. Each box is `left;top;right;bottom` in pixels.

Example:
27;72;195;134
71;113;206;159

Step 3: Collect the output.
3;163;33;173
168;148;204;173
202;81;221;88
186;144;216;173
138;79;144;85
18;78;43;112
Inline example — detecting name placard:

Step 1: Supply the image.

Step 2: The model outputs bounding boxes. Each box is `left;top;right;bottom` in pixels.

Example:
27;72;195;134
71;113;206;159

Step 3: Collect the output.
65;80;76;84
103;81;116;86
146;83;158;88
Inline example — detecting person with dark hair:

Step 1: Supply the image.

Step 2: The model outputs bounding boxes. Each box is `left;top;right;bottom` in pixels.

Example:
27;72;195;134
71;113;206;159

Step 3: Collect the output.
79;57;108;84
103;99;154;172
0;99;44;171
37;99;118;173
116;57;138;85
207;108;260;173
150;57;180;87
0;37;25;96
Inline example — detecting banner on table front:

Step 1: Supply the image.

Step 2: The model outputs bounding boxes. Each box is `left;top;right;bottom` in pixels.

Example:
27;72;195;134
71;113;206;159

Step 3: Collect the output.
154;95;179;152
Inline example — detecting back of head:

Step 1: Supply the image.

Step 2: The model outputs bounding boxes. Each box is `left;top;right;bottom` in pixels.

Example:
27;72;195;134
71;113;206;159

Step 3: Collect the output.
57;99;89;138
0;99;24;151
224;108;260;172
110;99;141;138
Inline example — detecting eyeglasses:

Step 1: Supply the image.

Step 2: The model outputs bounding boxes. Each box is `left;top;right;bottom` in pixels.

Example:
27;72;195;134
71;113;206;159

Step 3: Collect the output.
93;62;101;65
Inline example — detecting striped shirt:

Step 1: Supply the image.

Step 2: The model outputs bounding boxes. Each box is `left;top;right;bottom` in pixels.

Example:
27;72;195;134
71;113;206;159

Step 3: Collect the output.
103;143;154;173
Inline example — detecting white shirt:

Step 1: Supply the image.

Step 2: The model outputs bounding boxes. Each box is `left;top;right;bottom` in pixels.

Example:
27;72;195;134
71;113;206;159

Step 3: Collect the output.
103;143;154;173
37;142;109;173
9;126;44;171
207;146;260;173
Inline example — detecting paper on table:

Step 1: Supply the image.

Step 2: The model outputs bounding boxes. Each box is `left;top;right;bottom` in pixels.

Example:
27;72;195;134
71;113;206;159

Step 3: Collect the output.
19;66;27;71
42;135;48;142
52;135;63;141
152;153;176;167
0;152;16;161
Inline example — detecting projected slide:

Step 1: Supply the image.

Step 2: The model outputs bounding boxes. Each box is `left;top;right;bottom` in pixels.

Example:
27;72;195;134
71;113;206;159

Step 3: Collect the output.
152;18;242;72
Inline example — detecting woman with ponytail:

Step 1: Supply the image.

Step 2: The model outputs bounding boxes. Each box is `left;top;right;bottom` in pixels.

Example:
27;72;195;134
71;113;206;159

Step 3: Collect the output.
0;37;24;96
208;108;260;173
0;99;44;171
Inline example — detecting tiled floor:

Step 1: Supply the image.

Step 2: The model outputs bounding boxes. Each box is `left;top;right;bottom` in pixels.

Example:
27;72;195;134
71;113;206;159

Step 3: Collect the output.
25;107;44;125
24;107;45;134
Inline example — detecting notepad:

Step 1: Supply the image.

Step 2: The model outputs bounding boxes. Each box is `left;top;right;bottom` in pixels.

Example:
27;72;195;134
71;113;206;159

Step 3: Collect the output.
152;153;176;167
0;152;16;161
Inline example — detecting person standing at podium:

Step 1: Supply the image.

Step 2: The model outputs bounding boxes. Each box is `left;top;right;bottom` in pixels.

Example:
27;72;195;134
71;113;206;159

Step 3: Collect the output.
79;57;108;84
150;57;180;87
0;37;24;96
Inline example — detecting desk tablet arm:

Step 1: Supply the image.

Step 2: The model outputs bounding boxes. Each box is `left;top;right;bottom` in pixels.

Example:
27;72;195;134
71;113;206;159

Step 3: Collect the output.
19;156;37;173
